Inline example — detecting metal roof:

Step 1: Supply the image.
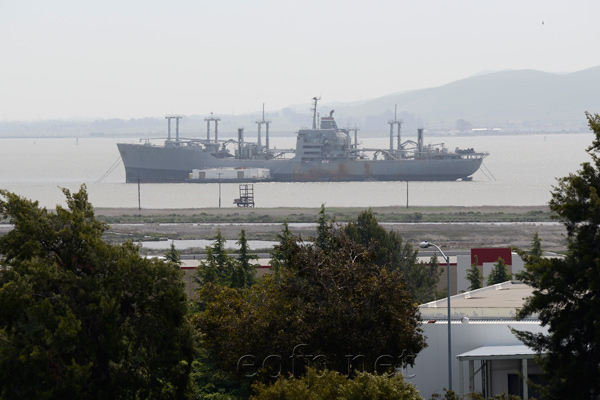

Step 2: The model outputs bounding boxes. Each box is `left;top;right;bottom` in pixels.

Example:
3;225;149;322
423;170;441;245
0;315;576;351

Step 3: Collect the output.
420;281;538;320
457;345;540;360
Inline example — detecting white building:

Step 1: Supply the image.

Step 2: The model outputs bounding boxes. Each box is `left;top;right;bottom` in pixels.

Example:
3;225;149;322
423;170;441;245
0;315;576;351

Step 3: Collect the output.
407;281;547;399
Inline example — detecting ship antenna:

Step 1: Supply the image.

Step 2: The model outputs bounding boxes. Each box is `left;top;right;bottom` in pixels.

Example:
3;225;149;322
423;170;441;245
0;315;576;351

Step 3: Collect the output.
311;97;320;129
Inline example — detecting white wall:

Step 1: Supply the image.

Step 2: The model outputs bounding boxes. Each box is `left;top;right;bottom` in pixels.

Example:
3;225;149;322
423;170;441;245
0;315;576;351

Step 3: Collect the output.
404;321;547;398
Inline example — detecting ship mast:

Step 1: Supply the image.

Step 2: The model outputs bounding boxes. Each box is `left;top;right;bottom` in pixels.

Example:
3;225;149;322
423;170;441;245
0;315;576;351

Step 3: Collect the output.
311;97;320;129
204;112;220;142
388;104;402;153
255;103;271;150
165;115;182;141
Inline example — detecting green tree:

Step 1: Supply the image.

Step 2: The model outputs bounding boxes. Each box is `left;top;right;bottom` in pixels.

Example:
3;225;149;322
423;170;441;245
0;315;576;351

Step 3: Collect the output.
196;230;236;288
196;230;259;290
529;231;543;258
233;229;257;288
251;368;422;400
188;346;250;400
195;225;426;380
466;255;483;290
486;257;511;285
514;232;545;282
165;240;182;266
345;208;439;303
407;254;443;303
315;204;333;251
514;112;600;399
268;221;299;281
0;187;195;399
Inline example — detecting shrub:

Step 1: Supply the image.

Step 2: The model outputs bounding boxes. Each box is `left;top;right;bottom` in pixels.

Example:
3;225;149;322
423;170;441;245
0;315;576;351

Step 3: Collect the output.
251;368;423;400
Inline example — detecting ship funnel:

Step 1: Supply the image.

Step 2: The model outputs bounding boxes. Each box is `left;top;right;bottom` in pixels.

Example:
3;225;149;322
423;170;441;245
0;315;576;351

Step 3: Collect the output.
238;127;244;147
417;128;424;157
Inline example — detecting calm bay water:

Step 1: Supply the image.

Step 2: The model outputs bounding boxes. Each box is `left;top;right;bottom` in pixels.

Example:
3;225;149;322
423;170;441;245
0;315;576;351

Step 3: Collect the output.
0;134;593;209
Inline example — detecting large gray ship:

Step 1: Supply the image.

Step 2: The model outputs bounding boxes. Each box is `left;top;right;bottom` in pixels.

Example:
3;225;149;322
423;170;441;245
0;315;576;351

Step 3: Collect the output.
117;98;487;183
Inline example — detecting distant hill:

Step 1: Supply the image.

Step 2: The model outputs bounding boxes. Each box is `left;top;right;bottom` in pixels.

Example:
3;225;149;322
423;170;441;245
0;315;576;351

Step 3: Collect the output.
329;66;600;133
2;66;599;137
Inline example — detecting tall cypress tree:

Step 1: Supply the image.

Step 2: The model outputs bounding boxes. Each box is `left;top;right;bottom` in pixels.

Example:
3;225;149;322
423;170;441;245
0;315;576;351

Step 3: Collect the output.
486;257;511;285
466;255;483;290
234;229;257;288
196;229;235;288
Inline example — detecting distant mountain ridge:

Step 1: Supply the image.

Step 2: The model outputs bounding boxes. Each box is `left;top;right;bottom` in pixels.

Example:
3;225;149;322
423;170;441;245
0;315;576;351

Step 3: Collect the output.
2;66;599;137
329;65;600;133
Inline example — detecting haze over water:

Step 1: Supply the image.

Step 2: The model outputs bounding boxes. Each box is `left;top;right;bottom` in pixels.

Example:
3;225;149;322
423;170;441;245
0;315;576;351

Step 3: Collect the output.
0;134;592;209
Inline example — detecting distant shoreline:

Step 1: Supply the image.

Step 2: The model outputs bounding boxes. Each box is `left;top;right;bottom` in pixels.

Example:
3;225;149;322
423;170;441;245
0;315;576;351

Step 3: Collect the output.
0;131;590;140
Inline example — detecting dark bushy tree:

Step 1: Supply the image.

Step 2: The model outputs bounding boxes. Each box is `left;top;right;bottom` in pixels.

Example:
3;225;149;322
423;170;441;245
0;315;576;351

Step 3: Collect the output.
251;368;422;400
345;208;440;303
0;187;195;399
514;112;600;399
195;225;426;381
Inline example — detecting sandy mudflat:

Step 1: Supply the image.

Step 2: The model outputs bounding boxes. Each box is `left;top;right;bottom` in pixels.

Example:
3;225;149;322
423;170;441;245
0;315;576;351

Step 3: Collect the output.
95;205;568;253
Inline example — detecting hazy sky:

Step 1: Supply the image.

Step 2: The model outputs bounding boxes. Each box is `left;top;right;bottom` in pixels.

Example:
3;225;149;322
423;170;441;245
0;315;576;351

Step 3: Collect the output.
2;0;599;120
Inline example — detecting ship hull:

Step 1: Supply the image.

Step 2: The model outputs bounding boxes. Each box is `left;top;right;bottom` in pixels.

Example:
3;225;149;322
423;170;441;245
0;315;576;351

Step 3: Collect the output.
117;143;483;183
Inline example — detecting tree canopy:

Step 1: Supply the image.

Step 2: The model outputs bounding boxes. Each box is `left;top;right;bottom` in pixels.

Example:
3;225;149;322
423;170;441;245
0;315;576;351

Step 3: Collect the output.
251;368;422;400
0;187;195;399
196;229;257;290
345;208;441;303
515;112;600;399
194;223;426;382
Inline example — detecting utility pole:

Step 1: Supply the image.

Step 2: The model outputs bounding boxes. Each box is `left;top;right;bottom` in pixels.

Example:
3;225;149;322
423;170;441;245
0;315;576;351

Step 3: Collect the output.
137;177;141;210
217;173;223;208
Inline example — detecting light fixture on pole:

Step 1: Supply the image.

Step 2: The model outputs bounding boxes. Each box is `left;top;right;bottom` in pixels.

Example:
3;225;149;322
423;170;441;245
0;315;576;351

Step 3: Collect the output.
419;240;453;391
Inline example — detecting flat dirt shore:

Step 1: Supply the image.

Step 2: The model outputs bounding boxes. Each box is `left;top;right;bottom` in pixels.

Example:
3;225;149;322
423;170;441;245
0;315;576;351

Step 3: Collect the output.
95;205;567;254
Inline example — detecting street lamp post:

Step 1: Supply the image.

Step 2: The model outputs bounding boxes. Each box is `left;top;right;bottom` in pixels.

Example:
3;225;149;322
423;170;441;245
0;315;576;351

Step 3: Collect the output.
420;241;453;392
